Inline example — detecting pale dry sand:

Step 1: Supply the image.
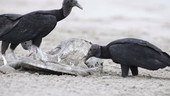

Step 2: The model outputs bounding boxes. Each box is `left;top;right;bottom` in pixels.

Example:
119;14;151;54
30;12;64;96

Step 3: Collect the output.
0;0;170;96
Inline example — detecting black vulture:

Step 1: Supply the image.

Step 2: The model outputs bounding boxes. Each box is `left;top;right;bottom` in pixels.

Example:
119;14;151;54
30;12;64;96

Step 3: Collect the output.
0;0;82;65
84;38;170;77
0;14;31;64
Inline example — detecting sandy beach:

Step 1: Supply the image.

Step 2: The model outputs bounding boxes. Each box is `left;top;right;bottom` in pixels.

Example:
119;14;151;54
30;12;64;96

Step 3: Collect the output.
0;0;170;96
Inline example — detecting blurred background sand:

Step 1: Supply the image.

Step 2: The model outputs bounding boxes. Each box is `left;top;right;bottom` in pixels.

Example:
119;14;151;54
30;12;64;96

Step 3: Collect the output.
0;0;170;96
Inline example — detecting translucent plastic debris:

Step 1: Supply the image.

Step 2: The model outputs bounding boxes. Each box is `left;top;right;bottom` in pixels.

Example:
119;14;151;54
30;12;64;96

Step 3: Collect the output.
1;38;103;76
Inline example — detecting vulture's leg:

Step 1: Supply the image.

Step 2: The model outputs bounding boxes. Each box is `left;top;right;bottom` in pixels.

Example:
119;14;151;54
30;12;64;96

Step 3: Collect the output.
130;66;138;76
1;41;10;65
10;43;19;59
120;64;129;77
32;38;47;62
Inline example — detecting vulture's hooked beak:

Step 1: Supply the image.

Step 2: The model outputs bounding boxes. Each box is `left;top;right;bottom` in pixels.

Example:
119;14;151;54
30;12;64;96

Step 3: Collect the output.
83;56;87;64
75;2;83;10
83;55;90;65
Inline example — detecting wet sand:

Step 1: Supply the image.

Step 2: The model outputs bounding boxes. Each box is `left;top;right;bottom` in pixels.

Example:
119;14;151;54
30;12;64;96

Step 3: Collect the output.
0;0;170;96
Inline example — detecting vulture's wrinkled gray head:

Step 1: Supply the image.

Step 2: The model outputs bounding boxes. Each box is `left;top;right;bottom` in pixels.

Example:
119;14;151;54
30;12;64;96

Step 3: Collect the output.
63;0;83;9
85;44;101;63
21;40;32;51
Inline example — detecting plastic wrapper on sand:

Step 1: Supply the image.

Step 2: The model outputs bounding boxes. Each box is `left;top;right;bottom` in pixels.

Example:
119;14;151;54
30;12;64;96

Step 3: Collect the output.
0;38;103;76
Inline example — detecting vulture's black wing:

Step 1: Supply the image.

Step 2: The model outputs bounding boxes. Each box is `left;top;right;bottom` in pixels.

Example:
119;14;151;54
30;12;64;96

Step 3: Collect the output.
0;14;22;38
107;38;163;54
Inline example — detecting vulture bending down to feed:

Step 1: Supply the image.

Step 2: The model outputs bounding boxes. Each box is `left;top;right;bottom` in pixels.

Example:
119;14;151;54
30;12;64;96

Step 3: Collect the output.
84;38;170;77
0;0;82;65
